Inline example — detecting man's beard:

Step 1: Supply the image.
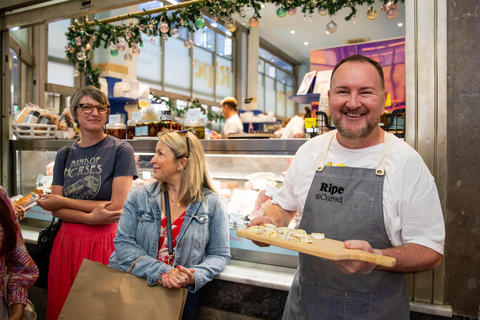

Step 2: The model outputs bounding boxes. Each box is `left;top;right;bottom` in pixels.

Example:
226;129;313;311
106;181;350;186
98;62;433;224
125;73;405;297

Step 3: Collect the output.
332;107;379;140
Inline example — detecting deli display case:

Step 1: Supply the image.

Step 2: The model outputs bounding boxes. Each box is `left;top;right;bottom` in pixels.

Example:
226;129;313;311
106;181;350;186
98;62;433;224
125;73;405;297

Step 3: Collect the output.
11;138;308;268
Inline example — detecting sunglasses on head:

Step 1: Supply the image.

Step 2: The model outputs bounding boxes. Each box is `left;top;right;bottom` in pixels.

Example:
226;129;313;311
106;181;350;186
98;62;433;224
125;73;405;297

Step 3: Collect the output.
176;129;190;159
77;103;109;115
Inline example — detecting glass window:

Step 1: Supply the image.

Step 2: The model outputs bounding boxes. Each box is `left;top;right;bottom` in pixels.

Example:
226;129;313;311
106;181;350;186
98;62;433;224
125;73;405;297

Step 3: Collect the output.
265;62;275;79
276;81;286;118
48;61;74;87
193;27;214;52
258;59;264;73
10;27;30;52
216;55;234;101
286;85;295;118
277;69;286;84
137;35;162;85
265;77;275;115
193;48;214;100
257;73;265;113
286;74;293;87
164;37;191;96
216;33;232;59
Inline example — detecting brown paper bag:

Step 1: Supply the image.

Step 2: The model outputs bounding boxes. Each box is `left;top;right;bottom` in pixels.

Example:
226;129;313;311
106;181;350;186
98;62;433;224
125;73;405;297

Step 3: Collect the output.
59;259;188;320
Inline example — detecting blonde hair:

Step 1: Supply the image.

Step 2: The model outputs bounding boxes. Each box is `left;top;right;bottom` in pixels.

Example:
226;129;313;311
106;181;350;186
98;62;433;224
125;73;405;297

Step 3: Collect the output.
157;131;217;204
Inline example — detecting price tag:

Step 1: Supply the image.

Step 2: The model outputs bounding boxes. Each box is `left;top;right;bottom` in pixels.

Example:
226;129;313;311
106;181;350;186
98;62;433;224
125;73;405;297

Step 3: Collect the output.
131;111;142;121
142;171;152;180
109;114;122;124
185;108;201;122
304;117;317;129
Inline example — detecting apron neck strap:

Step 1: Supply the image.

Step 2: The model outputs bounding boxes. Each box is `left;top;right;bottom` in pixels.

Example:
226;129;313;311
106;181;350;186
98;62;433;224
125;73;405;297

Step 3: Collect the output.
375;131;393;176
317;130;337;172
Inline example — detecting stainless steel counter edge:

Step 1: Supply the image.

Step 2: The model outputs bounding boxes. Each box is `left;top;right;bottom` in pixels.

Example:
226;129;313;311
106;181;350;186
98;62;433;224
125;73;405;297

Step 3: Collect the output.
11;138;308;155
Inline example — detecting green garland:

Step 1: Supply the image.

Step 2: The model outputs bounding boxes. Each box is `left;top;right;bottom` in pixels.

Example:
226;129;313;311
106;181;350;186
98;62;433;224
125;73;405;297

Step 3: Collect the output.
65;0;404;88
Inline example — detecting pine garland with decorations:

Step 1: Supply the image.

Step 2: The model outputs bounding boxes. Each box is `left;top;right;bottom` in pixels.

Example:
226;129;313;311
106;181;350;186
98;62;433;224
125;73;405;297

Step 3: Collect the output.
65;0;404;88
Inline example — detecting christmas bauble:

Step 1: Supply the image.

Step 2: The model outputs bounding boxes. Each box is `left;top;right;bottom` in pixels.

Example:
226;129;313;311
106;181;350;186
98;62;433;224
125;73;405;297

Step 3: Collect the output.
148;23;154;30
318;7;328;16
386;7;398;19
132;47;141;56
171;28;180;38
124;53;133;61
150;36;155;43
74;36;83;46
381;5;387;12
249;17;259;27
213;16;219;22
195;18;205;29
180;20;185;26
367;7;378;20
116;42;125;52
226;20;237;32
184;39;193;49
163;35;168;42
92;34;97;41
66;46;74;53
129;20;135;27
79;30;84;36
277;7;287;18
326;21;338;34
288;7;297;15
160;22;169;33
110;48;119;57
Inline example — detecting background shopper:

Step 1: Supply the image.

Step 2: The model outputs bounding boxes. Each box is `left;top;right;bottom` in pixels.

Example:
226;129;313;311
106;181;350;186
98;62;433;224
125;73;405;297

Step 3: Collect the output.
211;97;243;138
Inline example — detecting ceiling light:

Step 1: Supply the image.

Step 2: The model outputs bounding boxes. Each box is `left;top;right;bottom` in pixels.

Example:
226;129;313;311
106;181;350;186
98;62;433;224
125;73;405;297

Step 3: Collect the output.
290;30;295;34
398;23;403;27
304;42;309;45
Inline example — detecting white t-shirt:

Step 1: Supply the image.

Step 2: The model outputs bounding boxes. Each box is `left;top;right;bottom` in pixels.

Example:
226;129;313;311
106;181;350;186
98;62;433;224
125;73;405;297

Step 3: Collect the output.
273;131;445;254
222;114;243;135
280;115;304;139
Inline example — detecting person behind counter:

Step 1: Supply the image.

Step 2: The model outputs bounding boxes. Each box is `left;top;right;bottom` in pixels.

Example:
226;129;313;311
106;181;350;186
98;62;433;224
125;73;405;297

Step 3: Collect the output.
276;106;311;139
0;186;39;320
109;130;230;319
210;97;243;139
36;86;138;320
249;55;445;319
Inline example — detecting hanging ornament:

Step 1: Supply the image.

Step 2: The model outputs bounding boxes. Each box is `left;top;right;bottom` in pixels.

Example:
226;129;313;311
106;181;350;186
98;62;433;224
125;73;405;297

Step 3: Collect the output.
92;34;97;41
132;47;141;56
129;20;135;27
249;16;259;27
171;28;180;38
126;31;132;39
386;2;398;20
226;19;237;32
79;30;85;36
160;22;169;33
318;7;328;16
116;42;126;52
326;21;338;34
66;46;74;53
74;19;79;25
73;70;80;77
288;7;297;15
213;16;219;22
150;36;156;43
124;52;133;61
184;38;193;49
180;20;185;26
195;17;205;28
76;52;86;60
163;35;168;42
276;7;287;18
80;46;86;52
308;14;313;23
381;5;387;12
110;47;119;57
86;43;91;50
351;15;357;24
367;6;378;20
74;36;83;46
148;21;154;30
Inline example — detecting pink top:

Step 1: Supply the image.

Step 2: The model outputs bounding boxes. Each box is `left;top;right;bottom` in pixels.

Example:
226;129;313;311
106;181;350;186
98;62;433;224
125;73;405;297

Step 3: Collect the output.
0;187;39;306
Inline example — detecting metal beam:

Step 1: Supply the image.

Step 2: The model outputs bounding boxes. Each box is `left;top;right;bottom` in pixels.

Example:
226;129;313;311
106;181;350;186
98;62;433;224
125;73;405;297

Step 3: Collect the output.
0;0;52;13
1;0;148;30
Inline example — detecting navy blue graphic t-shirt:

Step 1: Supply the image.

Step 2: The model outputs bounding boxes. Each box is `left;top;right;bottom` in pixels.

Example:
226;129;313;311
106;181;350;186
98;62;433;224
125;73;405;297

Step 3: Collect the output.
52;136;138;200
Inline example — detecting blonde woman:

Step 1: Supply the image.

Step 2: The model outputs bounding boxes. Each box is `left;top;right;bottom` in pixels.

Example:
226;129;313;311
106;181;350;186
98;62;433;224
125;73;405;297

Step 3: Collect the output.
109;130;230;319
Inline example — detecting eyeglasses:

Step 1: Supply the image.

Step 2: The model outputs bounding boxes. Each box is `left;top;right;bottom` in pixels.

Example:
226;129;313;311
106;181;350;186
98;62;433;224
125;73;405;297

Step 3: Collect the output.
77;103;109;115
176;130;190;158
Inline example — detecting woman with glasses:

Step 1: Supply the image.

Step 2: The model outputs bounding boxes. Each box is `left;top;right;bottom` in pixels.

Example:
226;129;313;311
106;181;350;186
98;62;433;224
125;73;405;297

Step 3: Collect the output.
36;86;138;320
109;130;230;320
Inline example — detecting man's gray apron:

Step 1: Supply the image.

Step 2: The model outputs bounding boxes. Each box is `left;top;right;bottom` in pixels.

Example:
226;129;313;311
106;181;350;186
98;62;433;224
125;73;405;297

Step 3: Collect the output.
283;130;409;320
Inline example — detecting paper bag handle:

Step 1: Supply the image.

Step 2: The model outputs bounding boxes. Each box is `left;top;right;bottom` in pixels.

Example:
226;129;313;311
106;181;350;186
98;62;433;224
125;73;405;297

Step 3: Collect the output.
127;255;144;274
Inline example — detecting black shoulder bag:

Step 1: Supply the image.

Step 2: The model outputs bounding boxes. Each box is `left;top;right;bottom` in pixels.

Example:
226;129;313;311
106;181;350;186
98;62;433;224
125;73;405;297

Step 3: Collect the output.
32;145;70;289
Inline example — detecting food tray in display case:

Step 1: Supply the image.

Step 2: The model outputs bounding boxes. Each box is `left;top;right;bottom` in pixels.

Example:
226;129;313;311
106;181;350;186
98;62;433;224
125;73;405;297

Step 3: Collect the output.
13;124;57;139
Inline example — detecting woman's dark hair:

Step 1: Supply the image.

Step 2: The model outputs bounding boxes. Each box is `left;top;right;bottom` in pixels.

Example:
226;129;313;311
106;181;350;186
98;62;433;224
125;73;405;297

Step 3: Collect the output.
0;198;17;255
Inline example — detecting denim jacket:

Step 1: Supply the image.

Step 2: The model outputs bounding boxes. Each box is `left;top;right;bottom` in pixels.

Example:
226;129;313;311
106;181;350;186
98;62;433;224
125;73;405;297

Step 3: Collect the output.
109;181;231;292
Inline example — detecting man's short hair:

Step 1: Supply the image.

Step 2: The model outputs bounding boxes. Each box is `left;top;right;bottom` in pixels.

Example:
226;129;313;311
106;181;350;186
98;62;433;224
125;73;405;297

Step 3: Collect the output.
330;55;385;90
221;97;237;111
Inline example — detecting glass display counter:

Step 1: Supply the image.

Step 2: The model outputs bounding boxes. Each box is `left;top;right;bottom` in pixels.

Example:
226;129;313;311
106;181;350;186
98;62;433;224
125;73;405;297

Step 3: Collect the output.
11;138;307;268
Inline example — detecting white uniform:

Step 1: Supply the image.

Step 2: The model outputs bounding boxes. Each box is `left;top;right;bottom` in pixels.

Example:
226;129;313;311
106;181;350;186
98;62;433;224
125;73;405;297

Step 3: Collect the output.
280;115;304;139
273;131;445;254
222;114;243;135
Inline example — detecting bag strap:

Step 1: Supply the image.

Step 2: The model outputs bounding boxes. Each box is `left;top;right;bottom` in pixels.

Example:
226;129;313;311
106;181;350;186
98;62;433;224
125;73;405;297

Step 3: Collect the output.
53;145;71;225
163;191;174;266
127;255;144;274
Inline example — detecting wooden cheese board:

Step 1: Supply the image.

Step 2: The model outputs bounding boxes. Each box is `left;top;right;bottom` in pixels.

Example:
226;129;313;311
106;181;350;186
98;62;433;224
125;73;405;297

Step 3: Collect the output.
236;228;396;267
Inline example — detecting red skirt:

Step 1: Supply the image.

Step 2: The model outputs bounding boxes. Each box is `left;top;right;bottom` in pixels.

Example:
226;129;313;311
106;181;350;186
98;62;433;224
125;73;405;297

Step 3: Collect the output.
46;222;117;320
